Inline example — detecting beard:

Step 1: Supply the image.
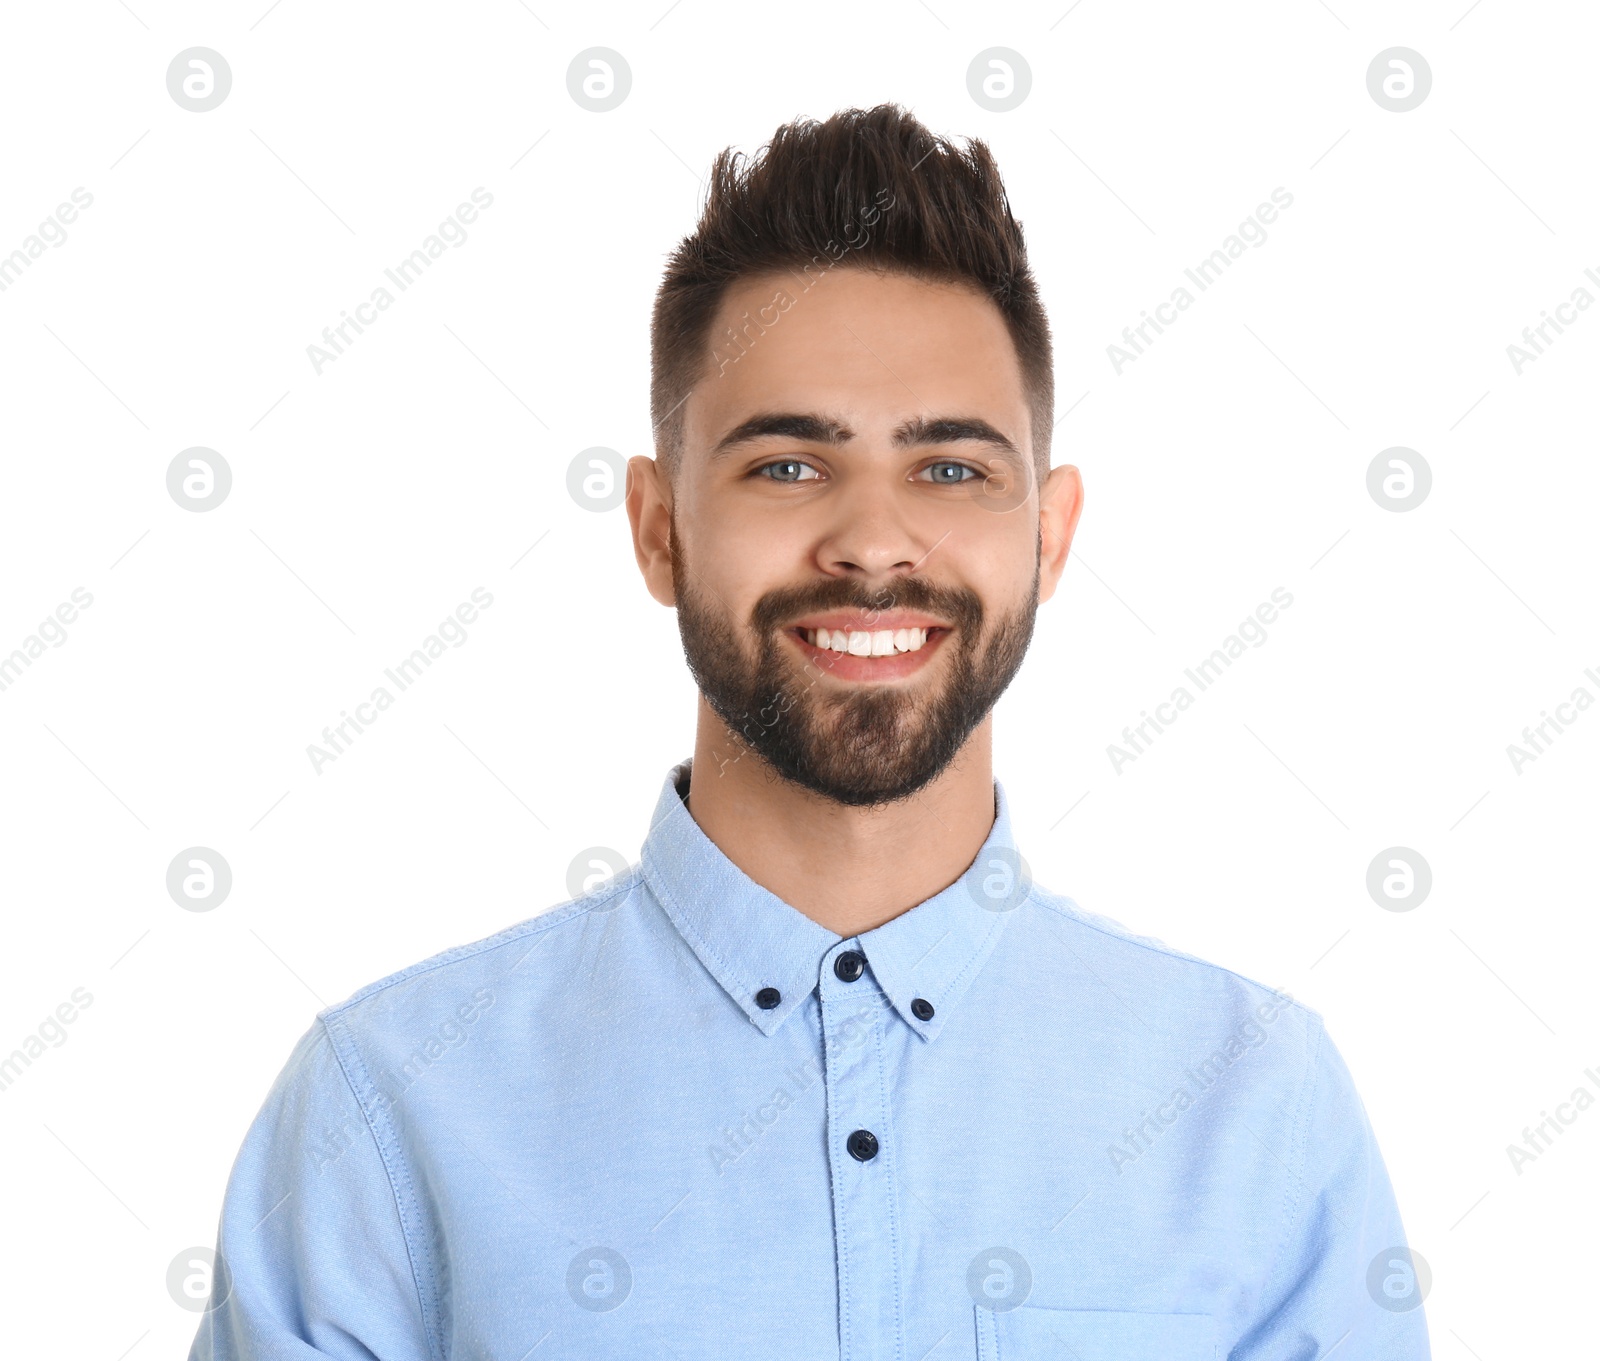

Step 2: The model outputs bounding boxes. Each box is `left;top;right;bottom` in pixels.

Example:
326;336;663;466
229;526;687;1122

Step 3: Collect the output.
670;510;1040;808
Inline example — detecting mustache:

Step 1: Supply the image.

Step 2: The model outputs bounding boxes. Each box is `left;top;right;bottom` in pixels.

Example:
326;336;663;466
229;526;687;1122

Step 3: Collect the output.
750;578;984;635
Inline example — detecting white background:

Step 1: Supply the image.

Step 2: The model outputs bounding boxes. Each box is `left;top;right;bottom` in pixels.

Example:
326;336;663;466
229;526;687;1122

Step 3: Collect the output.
1;1;1595;1356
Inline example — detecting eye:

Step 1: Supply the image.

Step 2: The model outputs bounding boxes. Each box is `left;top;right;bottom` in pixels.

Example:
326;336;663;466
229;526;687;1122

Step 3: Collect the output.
918;460;984;484
754;459;823;483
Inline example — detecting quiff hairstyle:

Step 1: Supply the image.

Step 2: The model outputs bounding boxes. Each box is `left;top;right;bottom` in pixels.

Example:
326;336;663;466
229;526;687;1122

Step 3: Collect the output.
649;103;1053;488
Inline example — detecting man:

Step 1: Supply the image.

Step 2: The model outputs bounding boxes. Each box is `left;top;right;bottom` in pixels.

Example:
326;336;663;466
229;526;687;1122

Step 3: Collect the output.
193;105;1429;1360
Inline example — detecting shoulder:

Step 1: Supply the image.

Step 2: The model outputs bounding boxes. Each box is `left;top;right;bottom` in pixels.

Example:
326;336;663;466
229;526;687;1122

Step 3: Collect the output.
1018;878;1325;1066
315;864;646;1042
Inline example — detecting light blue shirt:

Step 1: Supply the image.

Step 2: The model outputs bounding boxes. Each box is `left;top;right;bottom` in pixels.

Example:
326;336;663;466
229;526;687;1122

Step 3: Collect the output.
192;760;1430;1360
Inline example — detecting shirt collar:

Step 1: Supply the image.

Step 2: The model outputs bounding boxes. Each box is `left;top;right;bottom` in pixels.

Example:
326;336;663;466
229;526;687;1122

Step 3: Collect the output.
639;758;1026;1042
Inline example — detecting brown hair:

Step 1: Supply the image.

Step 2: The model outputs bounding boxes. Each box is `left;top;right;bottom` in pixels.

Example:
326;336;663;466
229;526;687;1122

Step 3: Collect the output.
649;103;1053;487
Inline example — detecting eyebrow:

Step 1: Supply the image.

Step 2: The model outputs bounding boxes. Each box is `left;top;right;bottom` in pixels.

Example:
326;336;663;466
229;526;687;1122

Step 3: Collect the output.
707;412;1025;466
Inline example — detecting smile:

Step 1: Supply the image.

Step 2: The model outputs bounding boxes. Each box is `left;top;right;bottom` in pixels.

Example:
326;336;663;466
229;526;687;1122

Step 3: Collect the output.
787;625;950;681
800;626;931;656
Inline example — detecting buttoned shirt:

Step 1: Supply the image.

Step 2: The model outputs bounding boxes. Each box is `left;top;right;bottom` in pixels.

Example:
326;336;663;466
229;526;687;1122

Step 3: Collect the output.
192;759;1430;1360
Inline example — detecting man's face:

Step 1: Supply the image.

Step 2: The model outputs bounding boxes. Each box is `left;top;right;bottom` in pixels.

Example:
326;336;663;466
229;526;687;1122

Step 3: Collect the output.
640;267;1072;808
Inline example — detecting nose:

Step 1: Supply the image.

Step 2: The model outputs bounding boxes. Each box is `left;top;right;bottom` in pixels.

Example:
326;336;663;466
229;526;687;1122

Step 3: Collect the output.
812;475;936;582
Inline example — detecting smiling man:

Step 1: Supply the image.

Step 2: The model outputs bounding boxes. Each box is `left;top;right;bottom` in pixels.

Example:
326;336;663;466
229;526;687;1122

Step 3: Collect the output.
192;106;1429;1361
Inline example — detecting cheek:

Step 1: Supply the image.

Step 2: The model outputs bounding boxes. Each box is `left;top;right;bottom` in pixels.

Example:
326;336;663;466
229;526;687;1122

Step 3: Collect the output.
679;512;798;616
966;521;1038;591
699;508;804;575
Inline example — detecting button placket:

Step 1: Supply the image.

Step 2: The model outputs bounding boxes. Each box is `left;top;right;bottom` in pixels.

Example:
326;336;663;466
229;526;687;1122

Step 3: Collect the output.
820;945;903;1361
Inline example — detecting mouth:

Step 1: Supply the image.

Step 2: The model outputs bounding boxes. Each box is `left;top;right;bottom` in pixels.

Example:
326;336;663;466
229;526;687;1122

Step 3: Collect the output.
786;624;950;681
797;625;937;656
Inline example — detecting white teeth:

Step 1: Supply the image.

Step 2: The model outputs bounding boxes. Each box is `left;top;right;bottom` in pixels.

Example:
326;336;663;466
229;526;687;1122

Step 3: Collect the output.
804;627;931;654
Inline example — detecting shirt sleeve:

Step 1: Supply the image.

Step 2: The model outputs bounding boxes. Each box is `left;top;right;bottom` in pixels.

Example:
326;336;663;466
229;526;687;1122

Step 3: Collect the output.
188;1018;436;1361
1232;1017;1432;1360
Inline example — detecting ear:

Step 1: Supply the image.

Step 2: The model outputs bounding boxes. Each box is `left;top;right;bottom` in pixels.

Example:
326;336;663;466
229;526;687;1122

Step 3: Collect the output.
1036;463;1084;605
626;455;678;607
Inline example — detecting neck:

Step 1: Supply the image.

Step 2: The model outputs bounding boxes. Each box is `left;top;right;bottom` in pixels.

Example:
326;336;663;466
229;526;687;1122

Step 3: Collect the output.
684;695;997;936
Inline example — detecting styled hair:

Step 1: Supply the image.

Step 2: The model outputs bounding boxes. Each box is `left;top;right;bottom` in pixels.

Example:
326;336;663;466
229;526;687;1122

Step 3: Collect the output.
649;103;1053;486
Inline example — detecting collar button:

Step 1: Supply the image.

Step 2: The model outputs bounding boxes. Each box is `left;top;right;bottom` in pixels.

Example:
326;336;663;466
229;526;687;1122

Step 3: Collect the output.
754;987;781;1010
833;950;866;982
911;997;935;1021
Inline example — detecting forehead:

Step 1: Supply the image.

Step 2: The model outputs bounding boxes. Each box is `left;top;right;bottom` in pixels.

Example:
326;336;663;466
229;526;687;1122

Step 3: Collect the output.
682;267;1029;452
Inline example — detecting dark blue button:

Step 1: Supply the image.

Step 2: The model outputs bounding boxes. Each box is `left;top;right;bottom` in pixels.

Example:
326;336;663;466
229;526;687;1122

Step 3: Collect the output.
911;997;934;1021
834;950;866;982
847;1129;879;1161
755;987;781;1010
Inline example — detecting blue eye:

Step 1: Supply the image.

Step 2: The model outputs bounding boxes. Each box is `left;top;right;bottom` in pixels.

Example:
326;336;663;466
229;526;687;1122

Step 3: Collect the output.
922;461;981;484
755;460;820;482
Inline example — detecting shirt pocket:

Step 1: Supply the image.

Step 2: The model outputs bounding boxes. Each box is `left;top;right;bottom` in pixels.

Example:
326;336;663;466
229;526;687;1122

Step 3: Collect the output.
974;1304;1217;1361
